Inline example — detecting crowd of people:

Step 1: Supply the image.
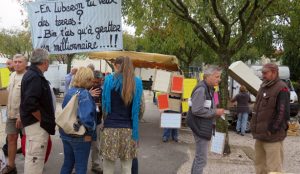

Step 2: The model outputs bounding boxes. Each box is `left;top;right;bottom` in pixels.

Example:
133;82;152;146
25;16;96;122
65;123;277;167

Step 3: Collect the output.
1;48;144;174
0;48;291;174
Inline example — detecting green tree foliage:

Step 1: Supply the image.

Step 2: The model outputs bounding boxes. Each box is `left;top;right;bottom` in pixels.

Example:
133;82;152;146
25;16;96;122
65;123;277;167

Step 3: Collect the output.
124;0;276;103
276;1;300;81
123;0;280;154
123;31;139;51
123;2;219;71
0;29;32;57
136;17;218;71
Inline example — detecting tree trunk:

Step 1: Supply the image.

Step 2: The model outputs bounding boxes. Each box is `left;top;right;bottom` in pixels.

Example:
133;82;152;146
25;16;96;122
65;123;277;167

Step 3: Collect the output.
216;53;231;155
66;54;75;73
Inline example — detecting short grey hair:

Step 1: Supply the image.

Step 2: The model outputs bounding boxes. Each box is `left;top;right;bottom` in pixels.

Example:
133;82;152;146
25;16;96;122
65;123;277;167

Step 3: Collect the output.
13;54;28;62
30;48;49;64
203;65;222;78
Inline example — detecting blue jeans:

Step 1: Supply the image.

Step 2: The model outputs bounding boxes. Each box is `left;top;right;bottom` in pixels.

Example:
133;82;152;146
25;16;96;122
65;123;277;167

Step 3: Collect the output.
162;128;178;140
60;139;92;174
236;112;249;134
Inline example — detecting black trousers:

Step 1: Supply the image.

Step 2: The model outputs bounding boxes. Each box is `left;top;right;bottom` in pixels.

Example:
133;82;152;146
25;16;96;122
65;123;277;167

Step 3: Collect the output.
131;158;138;174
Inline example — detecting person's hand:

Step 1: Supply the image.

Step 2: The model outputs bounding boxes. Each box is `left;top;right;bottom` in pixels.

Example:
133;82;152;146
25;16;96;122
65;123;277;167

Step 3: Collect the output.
89;87;100;97
15;118;22;129
216;109;225;116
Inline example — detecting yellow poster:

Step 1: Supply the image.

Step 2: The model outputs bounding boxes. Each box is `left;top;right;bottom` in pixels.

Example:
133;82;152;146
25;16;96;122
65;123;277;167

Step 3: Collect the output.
214;86;219;92
183;78;197;99
0;68;10;88
182;101;189;113
200;72;204;81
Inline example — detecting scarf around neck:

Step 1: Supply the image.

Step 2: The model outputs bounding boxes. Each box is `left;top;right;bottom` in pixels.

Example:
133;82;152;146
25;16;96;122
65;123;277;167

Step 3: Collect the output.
102;73;143;141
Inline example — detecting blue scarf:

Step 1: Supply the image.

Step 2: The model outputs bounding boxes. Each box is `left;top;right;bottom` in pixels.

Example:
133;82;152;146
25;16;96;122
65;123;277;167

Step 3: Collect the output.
102;73;143;141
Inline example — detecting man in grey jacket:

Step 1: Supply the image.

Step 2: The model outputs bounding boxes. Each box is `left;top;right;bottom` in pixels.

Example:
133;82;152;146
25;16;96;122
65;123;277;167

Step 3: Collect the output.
187;65;224;174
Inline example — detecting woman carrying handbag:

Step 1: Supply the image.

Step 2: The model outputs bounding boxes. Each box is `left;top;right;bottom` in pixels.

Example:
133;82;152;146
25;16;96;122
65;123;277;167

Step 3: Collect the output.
59;67;98;174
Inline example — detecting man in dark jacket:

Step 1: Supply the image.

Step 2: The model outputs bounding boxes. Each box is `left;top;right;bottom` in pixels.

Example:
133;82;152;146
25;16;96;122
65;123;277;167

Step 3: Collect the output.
187;65;224;174
20;48;55;174
250;63;290;174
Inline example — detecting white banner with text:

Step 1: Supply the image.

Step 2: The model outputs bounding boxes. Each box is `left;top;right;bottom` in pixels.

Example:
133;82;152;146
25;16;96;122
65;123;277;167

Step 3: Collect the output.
27;0;122;54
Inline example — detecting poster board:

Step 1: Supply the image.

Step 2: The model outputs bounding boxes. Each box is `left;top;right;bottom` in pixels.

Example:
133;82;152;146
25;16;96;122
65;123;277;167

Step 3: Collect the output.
170;75;184;93
160;113;181;128
229;61;262;96
168;98;181;112
157;93;169;111
27;0;123;54
153;70;171;93
0;68;10;89
210;132;225;154
182;78;197;99
181;101;189;113
200;72;204;81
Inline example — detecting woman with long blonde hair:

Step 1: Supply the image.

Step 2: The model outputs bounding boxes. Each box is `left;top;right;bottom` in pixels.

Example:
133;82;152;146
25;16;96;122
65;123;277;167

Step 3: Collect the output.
101;56;143;174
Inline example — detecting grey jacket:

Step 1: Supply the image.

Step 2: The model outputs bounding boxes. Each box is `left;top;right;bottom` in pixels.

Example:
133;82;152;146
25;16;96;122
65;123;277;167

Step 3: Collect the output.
186;81;217;140
191;82;217;118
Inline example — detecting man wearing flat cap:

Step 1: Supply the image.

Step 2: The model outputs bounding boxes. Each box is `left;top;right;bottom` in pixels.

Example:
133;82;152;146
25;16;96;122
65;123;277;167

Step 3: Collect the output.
250;63;290;174
20;48;55;174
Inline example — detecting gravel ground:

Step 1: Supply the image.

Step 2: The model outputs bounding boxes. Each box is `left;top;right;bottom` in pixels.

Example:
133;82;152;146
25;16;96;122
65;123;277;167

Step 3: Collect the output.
1;102;300;174
177;128;300;174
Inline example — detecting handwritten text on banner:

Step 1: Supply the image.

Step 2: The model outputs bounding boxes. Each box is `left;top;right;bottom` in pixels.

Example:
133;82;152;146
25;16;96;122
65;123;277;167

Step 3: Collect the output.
27;0;122;54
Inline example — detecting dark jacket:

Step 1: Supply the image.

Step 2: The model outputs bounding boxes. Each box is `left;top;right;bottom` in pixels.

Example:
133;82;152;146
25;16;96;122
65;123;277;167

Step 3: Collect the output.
20;65;55;135
232;92;250;113
251;78;290;142
104;89;133;129
186;81;216;140
60;87;97;141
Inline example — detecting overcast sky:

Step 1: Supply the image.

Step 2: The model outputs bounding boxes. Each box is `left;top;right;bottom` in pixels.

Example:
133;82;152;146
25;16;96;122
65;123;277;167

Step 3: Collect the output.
0;0;25;30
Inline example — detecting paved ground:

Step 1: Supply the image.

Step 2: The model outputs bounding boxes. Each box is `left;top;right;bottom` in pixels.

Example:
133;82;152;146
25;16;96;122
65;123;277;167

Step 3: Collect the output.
0;92;189;174
1;91;300;174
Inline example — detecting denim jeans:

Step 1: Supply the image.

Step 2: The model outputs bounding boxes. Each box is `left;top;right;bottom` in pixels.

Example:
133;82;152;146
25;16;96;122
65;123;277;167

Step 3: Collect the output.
162;128;178;140
60;139;91;174
236;112;249;134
